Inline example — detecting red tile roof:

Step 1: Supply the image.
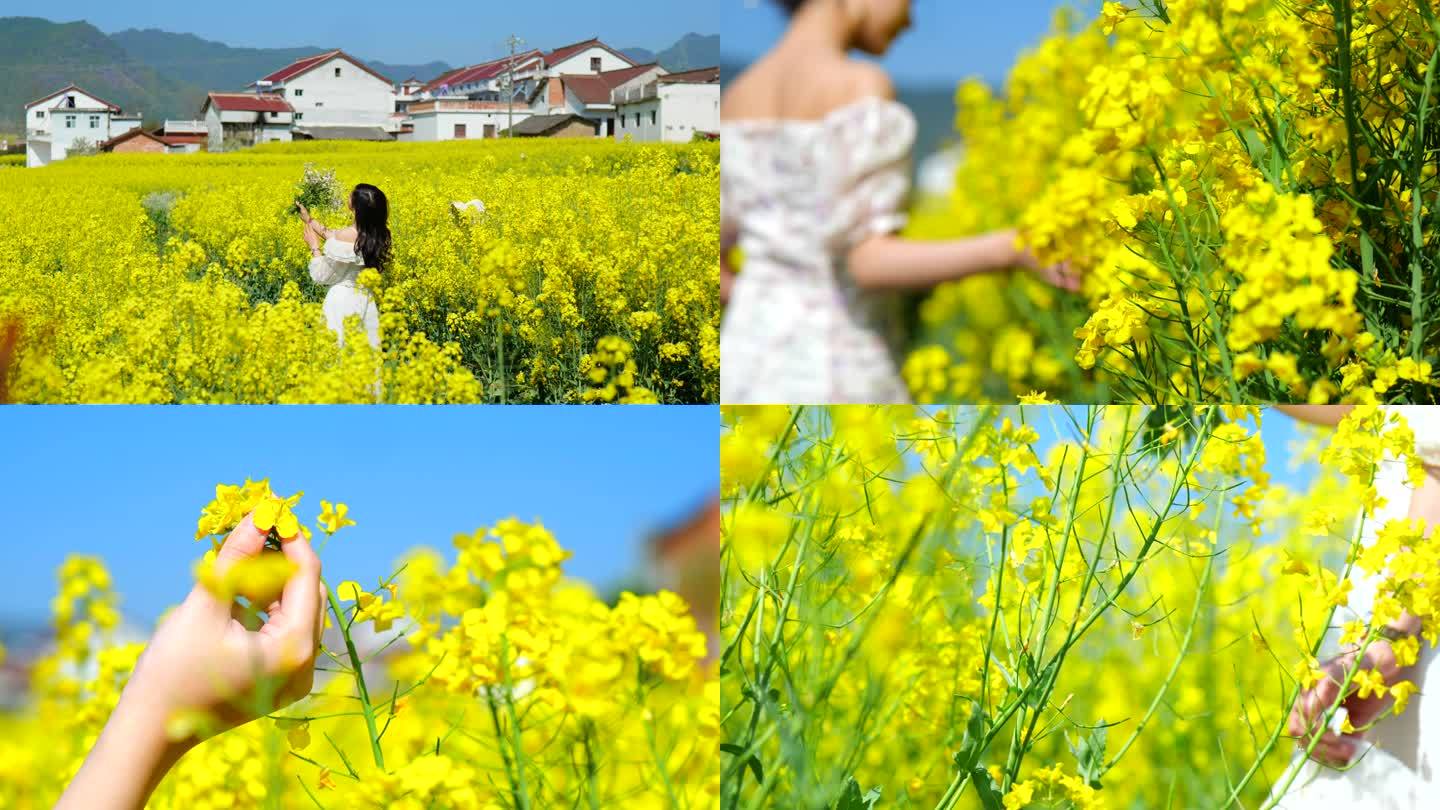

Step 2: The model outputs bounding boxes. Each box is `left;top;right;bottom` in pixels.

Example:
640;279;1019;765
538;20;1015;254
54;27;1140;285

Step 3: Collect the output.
157;133;206;146
205;93;294;113
543;37;634;68
561;63;661;105
98;128;161;151
26;84;121;111
257;49;393;86
659;66;721;84
424;51;543;93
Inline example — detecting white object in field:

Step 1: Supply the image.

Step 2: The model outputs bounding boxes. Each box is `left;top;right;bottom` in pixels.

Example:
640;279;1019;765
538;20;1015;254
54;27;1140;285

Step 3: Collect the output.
452;199;486;214
1270;707;1422;809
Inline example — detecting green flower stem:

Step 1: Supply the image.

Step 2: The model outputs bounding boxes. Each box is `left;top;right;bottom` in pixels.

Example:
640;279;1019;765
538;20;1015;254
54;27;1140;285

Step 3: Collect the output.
323;582;385;770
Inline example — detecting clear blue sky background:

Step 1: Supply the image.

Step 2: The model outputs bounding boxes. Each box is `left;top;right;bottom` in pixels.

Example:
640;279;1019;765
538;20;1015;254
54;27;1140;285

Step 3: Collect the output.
1;406;718;627
722;0;1099;86
10;1;717;67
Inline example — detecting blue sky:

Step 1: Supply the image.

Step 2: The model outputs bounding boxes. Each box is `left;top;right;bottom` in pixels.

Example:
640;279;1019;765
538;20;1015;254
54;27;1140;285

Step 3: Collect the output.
1;406;718;626
722;0;1098;86
12;1;717;66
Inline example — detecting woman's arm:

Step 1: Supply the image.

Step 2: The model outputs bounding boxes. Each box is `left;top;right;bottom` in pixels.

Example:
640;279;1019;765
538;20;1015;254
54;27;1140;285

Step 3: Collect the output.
846;229;1077;292
1276;405;1353;427
57;514;321;810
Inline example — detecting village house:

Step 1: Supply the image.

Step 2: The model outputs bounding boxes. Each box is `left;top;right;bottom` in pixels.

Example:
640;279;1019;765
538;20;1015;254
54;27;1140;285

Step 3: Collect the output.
201;93;294;151
411;37;645;140
408;50;546;141
556;62;667;137
614;66;720;143
250;49;397;140
99;119;208;155
23;84;142;167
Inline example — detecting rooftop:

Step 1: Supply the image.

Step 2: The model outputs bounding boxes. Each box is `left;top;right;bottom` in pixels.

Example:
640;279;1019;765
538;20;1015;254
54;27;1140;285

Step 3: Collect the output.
562;63;662;105
256;49;393;86
205;93;294;114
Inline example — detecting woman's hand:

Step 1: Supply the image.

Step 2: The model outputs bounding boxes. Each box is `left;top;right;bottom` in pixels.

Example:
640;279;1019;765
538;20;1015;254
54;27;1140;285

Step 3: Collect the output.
1287;636;1416;767
56;515;323;810
302;221;321;254
1014;243;1081;293
296;201;311;223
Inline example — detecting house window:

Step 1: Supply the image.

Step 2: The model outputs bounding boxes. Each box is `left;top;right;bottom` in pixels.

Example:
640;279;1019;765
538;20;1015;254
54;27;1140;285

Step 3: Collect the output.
89;115;100;128
296;112;304;121
634;113;640;127
335;67;342;77
483;124;496;138
591;57;601;72
315;102;324;107
295;89;304;97
65;115;76;128
65;95;76;108
455;123;467;139
269;111;277;119
650;110;656;126
34;110;44;119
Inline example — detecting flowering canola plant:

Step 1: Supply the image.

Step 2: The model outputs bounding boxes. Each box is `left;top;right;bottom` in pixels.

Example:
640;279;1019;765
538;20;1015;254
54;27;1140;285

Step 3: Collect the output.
0;139;718;403
906;1;1440;404
0;481;716;808
720;404;1428;808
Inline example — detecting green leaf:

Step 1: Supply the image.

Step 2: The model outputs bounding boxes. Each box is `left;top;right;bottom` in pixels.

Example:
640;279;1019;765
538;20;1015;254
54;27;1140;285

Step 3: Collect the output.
1067;723;1109;788
953;702;989;772
721;742;764;786
1361;231;1376;281
833;776;882;810
971;767;1004;810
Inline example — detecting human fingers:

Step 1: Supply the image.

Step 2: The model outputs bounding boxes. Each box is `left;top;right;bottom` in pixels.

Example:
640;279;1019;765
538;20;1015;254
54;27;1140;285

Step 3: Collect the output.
258;533;322;673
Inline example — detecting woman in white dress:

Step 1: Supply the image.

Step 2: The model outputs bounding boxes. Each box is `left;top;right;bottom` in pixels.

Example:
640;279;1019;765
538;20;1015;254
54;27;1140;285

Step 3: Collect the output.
720;0;1078;404
1273;406;1440;808
296;183;388;349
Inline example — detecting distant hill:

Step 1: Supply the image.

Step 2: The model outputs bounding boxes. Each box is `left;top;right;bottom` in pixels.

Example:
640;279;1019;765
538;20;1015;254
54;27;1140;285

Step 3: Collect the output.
654;33;719;71
0;17;202;129
627;34;719;71
0;17;453;129
110;28;452;89
622;47;656;64
0;17;716;132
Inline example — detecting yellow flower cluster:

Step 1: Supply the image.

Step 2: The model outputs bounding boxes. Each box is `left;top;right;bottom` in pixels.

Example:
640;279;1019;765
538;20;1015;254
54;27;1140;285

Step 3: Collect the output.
906;1;1440;403
0;139;718;403
0;489;716;808
722;405;1384;808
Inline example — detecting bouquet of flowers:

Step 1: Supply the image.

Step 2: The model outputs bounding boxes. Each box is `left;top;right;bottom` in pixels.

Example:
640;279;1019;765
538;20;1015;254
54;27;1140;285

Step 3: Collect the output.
291;162;342;215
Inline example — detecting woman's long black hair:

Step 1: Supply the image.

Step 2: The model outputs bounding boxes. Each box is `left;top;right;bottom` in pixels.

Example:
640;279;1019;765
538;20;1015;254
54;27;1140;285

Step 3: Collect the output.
351;183;392;271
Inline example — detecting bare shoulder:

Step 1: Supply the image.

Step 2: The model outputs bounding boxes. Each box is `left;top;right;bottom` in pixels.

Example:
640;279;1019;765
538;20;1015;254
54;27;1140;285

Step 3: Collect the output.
333;226;359;241
721;60;772;120
834;61;895;104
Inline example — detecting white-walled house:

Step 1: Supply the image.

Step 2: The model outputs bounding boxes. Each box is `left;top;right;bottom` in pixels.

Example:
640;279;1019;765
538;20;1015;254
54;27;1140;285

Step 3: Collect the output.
201;93;294;151
556;63;665;137
23;84;142;167
614;67;720;143
251;50;396;139
409;38;643;141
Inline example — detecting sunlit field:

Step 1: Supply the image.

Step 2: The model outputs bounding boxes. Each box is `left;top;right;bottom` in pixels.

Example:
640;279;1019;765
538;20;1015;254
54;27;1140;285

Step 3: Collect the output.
0;139;719;403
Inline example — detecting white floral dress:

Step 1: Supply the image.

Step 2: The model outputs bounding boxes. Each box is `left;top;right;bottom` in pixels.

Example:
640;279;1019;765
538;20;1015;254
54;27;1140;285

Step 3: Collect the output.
1272;407;1440;808
309;239;380;349
721;97;915;404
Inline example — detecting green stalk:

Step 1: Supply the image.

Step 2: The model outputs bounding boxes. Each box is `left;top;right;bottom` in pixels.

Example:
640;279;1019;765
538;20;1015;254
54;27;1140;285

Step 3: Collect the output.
323;583;385;769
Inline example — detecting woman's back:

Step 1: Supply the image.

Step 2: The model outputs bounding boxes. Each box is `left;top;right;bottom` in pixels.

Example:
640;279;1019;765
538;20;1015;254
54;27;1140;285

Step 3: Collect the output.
720;54;916;404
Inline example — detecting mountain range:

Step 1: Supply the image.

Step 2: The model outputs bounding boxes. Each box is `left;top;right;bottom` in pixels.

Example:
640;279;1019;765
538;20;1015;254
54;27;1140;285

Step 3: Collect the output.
0;17;717;133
